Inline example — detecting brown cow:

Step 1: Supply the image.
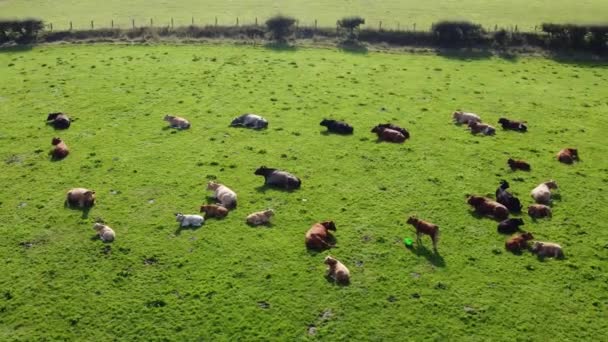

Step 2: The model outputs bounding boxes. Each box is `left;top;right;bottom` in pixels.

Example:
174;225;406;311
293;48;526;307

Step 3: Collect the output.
557;148;579;164
406;216;440;252
305;221;336;250
505;232;534;253
200;204;229;219
65;188;96;208
50;137;69;160
467;195;509;220
528;204;552;219
371;126;406;143
498;118;527;132
468;121;496;135
46;112;71;129
507;158;530;171
324;256;350;285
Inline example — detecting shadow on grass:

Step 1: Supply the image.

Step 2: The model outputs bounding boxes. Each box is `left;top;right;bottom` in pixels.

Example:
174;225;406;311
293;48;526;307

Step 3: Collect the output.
436;48;494;61
337;40;368;54
263;42;297;52
254;185;299;193
324;273;350;286
409;244;445;267
547;51;608;68
174;224;203;236
305;235;338;256
247;221;274;228
0;44;34;54
64;203;92;219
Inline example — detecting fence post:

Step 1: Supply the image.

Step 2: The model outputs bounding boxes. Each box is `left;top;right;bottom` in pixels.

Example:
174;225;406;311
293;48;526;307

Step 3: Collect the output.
150;18;153;27
236;17;239;26
111;20;114;28
255;17;258;26
90;20;93;29
397;22;400;31
215;16;218;27
495;24;498;32
171;18;174;28
192;17;194;25
379;21;382;30
413;23;416;31
70;21;73;31
132;19;135;29
314;19;317;29
50;23;53;31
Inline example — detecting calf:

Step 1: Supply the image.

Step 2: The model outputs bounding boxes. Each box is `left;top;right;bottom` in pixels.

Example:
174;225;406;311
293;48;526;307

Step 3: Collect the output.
200;204;229;219
406;216;440;252
305;221;336;250
254;166;301;190
557;148;579;164
320;119;354;134
246;209;274;226
528;204;552;219
207;181;237;209
507;158;531;171
93;223;115;242
46;112;71;129
495;180;522;213
65;188;96;208
371;126;406;143
498;118;527;132
505;232;534;253
374;123;410;139
531;241;564;259
497;218;525;234
50;137;69;160
324;256;350;285
468;121;496;135
453;111;481;125
531;180;558;204
467;195;509;220
163;115;190;129
230;113;268;129
175;213;204;227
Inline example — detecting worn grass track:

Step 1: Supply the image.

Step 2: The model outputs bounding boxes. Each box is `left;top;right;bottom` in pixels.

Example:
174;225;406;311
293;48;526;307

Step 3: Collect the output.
0;44;607;340
1;0;608;30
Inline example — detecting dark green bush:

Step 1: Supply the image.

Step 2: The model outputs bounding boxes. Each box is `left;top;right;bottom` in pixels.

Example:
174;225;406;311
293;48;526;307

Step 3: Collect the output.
0;19;44;43
265;15;296;42
337;16;365;40
432;21;485;46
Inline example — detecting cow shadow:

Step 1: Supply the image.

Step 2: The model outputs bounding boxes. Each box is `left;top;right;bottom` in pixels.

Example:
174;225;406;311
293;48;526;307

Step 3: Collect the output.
324;274;350;286
174;224;203;236
306;236;338;256
64;203;92;219
247;221;274;228
409;244;445;267
255;185;298;193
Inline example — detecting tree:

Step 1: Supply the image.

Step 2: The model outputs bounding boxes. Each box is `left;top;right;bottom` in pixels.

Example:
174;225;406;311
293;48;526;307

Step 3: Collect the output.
265;15;296;43
337;16;365;41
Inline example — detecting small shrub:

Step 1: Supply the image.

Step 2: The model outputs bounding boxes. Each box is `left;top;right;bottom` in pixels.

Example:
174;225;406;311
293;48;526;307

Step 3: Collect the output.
432;21;485;46
337;16;365;41
265;15;296;43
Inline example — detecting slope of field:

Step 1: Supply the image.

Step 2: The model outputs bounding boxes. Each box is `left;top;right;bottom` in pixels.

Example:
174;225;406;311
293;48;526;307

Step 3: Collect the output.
0;44;607;340
1;0;608;31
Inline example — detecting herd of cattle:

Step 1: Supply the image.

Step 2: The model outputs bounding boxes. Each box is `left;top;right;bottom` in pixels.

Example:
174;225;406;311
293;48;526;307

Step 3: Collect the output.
46;109;580;285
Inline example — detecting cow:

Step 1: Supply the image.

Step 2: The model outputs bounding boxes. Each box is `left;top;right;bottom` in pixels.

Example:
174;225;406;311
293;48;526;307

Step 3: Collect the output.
246;209;274;226
163;115;190;129
50;137;69;160
65;188;96;208
93;223;115;242
324;256;350;285
531;241;564;259
468;195;509;220
374;124;410;139
230;113;268;129
557;148;579;164
508;158;531;171
175;213;204;227
497;218;525;234
320;119;354;134
371;126;406;143
254;166;301;190
46;112;71;129
206;181;237;209
468;121;496;135
498;118;527;132
528;204;552;219
200;204;229;219
305;221;336;250
496;180;522;213
406;216;440;252
505;232;534;253
453;111;481;125
531;180;558;204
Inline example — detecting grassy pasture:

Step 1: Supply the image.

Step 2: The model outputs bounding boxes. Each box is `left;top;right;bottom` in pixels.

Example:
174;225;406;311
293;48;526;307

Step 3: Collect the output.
1;0;608;31
0;44;607;340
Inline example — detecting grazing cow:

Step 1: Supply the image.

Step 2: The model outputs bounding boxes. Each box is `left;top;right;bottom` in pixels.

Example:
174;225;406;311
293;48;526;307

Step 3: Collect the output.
93;223;115;242
497;218;525;234
230;113;268;129
163;115;190;129
175;213;204;227
254;166;301;190
508;158;531;171
531;241;564;259
65;188;96;208
246;209;274;226
496;180;522;213
207;181;237;209
505;232;534;253
371;126;406;143
320;119;354;134
324;256;350;285
531;180;558;204
46;112;71;129
406;216;440;252
305;221;336;250
50;137;69;160
374;123;410;139
468;121;496;135
528;204;552;219
498;118;527;132
453;111;481;125
557;148;579;164
200;204;229;219
468;195;509;220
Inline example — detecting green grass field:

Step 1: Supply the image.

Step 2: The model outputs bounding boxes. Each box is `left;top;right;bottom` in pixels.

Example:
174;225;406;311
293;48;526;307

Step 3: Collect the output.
1;0;608;31
0;44;607;340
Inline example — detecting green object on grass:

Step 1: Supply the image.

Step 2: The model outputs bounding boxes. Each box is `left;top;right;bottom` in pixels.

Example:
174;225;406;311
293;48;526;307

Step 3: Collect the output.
403;237;414;246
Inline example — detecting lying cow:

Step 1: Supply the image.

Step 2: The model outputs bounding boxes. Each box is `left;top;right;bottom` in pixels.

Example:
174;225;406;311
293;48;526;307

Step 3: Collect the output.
507;158;531;171
50;137;69;160
496;180;522;213
175;213;204;227
93;223;115;242
557;148;579;164
468;195;509;220
497;218;525;234
320;119;354;134
305;221;336;250
46;112;71;129
371;126;406;143
498;118;527;132
531;241;564;259
468;121;496;136
324;256;350;285
531;180;558;204
374;123;410;139
528;204;552;219
230;113;268;129
207;181;237;209
453;111;481;125
200;204;229;219
164;115;190;129
254;166;301;190
65;188;96;208
505;232;534;253
246;209;274;226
